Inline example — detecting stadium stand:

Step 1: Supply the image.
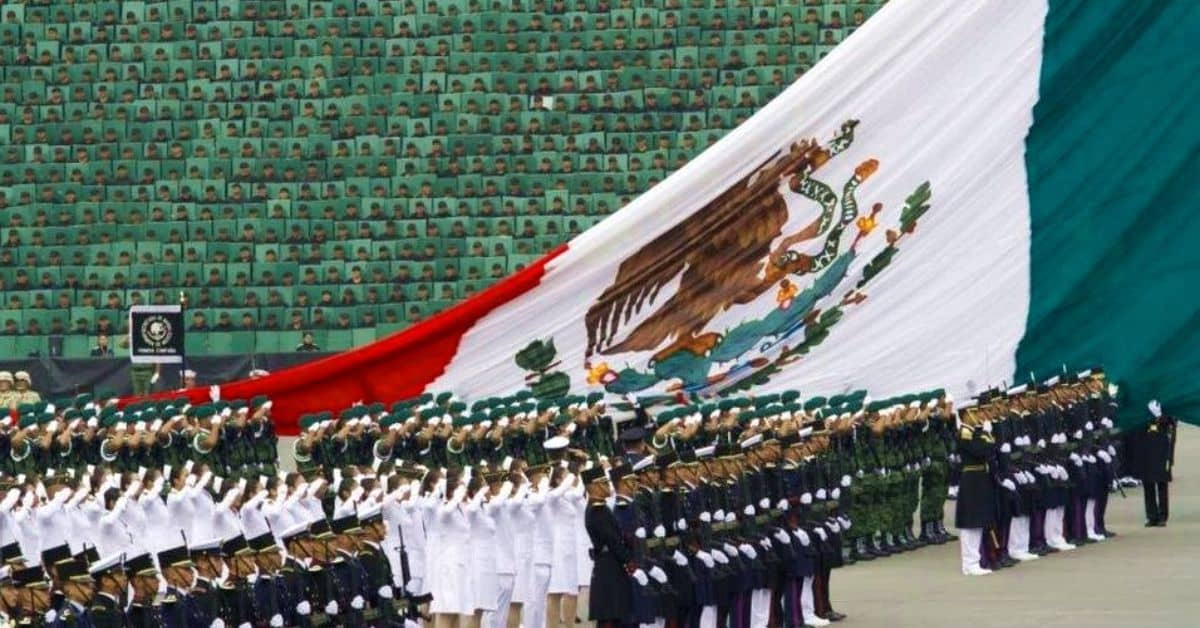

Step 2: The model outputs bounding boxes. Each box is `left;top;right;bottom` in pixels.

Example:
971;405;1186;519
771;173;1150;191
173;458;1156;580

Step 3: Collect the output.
0;0;884;357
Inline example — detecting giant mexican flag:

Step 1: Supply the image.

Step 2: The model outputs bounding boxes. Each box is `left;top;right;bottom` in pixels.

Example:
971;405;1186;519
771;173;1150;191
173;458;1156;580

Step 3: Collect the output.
165;0;1199;432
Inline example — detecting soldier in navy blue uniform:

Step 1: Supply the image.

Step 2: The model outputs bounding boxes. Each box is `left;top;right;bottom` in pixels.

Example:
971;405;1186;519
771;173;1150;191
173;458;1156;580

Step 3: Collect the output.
125;553;162;628
219;535;257;626
86;554;127;628
156;545;194;628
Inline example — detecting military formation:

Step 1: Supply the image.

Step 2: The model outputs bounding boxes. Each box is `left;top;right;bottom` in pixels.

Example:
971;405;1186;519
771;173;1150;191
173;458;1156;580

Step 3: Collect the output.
0;364;1151;626
952;368;1123;575
0;395;349;627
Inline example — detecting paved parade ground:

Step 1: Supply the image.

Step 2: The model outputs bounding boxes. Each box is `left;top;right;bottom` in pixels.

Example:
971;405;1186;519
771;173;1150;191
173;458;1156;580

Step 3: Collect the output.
281;426;1198;627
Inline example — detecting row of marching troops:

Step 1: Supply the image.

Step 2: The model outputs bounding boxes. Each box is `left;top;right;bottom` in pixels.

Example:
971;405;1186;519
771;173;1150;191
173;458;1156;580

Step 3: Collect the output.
953;368;1125;575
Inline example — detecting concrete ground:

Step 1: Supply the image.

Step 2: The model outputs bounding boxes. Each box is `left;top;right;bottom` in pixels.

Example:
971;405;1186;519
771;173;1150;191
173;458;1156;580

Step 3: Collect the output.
279;426;1199;627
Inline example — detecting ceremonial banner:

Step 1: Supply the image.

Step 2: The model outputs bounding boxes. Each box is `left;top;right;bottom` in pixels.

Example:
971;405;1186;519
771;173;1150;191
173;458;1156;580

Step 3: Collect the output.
128;305;186;364
134;0;1199;432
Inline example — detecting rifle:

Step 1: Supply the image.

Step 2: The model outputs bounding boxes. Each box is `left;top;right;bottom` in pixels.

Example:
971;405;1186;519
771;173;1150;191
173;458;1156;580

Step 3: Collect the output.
396;519;432;621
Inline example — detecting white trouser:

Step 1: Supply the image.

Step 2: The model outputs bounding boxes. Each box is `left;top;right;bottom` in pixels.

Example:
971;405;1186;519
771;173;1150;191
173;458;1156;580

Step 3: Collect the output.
1045;507;1067;546
483;573;515;628
1007;516;1030;556
801;575;817;622
750;588;771;628
699;605;718;628
959;527;983;572
523;565;552;628
1084;499;1101;537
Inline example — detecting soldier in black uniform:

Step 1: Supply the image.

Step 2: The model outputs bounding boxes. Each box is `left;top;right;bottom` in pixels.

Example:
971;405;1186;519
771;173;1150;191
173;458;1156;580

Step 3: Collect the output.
954;405;997;576
126;553;162;628
1133;400;1178;527
582;465;633;628
157;545;194;628
87;554;127;628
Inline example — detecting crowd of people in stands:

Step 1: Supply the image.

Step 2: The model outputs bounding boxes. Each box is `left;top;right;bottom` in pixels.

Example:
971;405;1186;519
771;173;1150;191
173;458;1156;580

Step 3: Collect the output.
0;360;1161;627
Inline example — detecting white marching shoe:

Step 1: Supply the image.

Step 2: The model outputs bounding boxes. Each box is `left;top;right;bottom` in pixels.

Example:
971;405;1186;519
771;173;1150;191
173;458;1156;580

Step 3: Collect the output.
1012;551;1040;561
963;565;993;576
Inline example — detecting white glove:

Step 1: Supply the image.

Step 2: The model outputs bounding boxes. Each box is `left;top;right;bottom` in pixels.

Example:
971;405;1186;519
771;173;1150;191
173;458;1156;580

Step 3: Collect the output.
724;512;737;523
825;519;841;532
758;498;770;509
209;385;221;401
1073;457;1084;467
711;549;729;564
379;585;393;599
723;543;738;557
635;527;646;539
649;566;668;583
744;505;755;516
270;614;284;628
841;474;852;487
653;525;666;538
815;489;826;500
238;622;251;628
697;551;715;568
1148;400;1162;418
633;569;649;586
699;511;711;523
856;469;865;478
1002;479;1017;491
837;516;852;530
1000;443;1011;453
296;601;311;616
738;544;757;560
1073;430;1083;439
813;527;827;541
831;488;841;500
714;510;725;522
777;499;789;511
210;620;226;628
45;610;57;625
800;493;812;505
774;530;791;544
672;550;688;566
351;595;365;610
795;529;811;546
982;420;993;434
676;518;687;531
1085;421;1094;431
325;600;339;616
1101;418;1114;429
1107;445;1117;457
150;372;160;385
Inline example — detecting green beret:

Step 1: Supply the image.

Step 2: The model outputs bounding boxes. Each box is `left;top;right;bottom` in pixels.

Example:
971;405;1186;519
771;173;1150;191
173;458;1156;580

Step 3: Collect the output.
514;390;532;401
378;414;399;429
18;414;38;429
586;392;603;404
298;415;316;430
251;395;269;408
781;390;801;404
451;414;470;428
435;392;453;405
63;408;80;421
717;399;734;412
419;408;439;421
803;397;827;411
417;393;433;404
73;393;93;409
448;401;466;413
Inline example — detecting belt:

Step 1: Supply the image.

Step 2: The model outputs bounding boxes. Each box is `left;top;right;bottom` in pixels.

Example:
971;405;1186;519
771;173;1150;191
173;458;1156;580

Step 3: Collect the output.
962;464;987;472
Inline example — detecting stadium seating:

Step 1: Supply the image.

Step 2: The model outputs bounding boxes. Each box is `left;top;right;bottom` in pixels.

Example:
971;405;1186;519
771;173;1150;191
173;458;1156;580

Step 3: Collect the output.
0;0;883;356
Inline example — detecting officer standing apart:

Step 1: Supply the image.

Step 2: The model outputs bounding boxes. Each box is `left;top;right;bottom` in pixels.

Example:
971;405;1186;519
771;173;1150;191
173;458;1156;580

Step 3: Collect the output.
1134;400;1177;527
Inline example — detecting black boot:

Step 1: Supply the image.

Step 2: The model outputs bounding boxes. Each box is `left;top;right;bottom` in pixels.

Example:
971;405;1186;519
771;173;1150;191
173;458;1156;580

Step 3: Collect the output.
937;521;957;542
906;525;925;549
917;521;934;545
842;541;857;566
856;537;876;560
878;533;895;556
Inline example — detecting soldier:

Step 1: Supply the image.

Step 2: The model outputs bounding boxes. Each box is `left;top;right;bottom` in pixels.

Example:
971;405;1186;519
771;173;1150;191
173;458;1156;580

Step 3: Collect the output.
583;465;633;628
125;553;161;628
157;545;195;628
955;404;997;576
88;554;127;628
55;557;96;627
1133;399;1177;527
